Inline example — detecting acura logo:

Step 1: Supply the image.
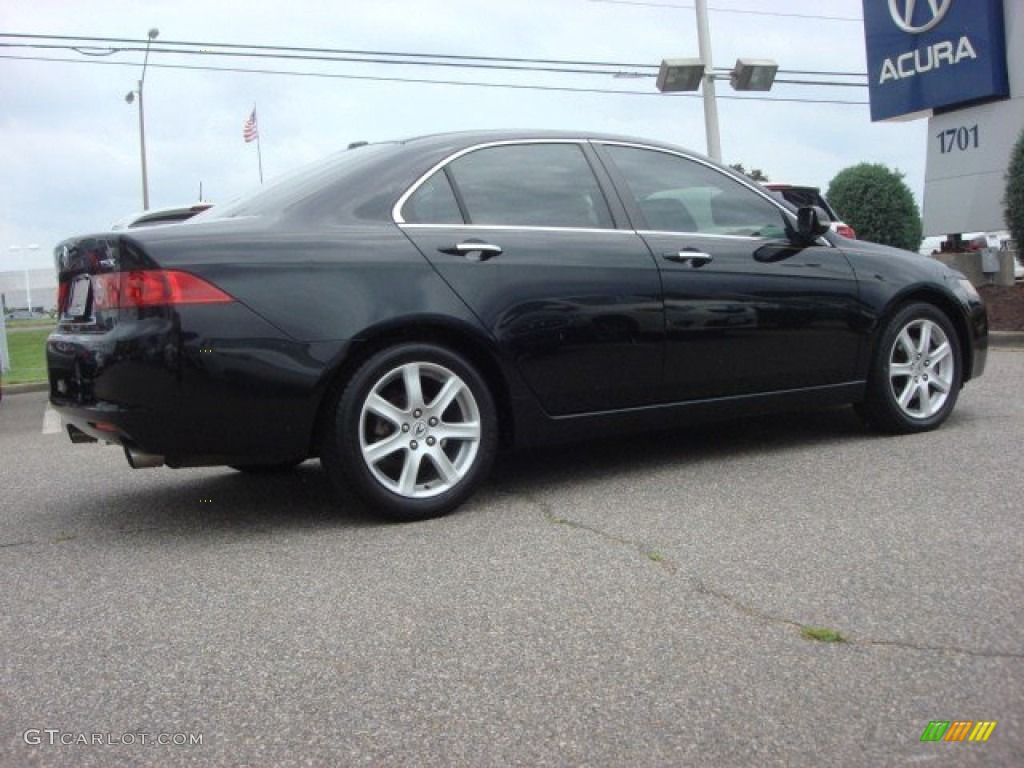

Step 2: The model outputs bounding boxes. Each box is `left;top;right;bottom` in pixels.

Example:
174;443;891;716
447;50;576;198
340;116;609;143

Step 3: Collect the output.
888;0;952;34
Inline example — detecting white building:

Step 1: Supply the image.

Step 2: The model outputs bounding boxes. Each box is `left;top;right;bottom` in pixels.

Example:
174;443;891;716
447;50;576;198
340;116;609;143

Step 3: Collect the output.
0;268;59;313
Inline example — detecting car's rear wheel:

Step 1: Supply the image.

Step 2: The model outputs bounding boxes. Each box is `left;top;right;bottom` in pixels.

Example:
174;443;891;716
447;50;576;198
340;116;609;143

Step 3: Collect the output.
859;302;962;433
322;343;498;521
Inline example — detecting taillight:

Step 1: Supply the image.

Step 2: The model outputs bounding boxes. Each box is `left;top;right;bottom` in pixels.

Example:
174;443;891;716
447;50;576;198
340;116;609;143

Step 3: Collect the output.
92;270;234;310
837;224;856;239
58;281;70;313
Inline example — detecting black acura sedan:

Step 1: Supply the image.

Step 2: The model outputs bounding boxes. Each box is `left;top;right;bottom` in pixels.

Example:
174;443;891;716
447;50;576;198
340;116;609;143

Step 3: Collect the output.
47;130;987;520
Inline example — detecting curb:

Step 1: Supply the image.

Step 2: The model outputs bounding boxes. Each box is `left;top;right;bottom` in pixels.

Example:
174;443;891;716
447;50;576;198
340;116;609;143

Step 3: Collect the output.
1;381;49;396
990;331;1024;348
3;334;1023;397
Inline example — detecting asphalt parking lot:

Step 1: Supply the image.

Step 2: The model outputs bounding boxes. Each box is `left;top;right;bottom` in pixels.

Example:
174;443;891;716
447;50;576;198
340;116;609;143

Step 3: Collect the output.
1;351;1021;767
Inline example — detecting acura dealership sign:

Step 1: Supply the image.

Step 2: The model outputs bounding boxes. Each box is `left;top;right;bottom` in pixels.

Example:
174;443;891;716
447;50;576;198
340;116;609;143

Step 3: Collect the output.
864;0;1009;121
887;0;951;34
917;0;1020;236
859;0;1019;236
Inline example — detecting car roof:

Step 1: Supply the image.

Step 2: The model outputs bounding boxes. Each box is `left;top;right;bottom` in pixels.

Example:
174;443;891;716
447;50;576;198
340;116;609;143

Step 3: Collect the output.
391;129;713;163
136;130;774;234
399;128;682;146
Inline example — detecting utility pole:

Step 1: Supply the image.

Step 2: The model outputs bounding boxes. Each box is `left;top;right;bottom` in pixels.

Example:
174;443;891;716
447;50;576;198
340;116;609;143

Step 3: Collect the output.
125;28;159;210
695;0;722;161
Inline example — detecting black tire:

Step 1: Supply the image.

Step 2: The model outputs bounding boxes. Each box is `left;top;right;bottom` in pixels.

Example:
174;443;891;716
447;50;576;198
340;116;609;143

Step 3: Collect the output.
321;343;498;521
859;302;962;434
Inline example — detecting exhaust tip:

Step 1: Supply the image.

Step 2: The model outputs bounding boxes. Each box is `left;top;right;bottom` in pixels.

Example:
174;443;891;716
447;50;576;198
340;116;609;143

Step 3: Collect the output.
124;447;165;469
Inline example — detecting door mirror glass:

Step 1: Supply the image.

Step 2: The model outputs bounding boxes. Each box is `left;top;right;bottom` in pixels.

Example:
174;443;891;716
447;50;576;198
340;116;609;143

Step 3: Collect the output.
796;205;831;240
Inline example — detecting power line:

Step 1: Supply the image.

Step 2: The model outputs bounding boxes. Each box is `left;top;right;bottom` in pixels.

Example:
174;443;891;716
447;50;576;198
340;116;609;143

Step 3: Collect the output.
782;69;866;78
0;53;662;96
0;53;870;105
773;78;864;88
0;32;867;79
1;41;641;77
2;42;638;78
587;0;862;22
1;32;662;71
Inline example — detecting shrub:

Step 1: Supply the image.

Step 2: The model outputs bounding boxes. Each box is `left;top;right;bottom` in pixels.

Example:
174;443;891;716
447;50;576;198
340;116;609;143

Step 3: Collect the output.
1005;128;1024;250
826;164;922;251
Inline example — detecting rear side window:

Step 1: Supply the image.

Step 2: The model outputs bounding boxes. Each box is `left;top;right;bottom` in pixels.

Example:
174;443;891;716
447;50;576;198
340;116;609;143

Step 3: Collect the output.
441;144;614;229
604;145;787;239
403;172;464;224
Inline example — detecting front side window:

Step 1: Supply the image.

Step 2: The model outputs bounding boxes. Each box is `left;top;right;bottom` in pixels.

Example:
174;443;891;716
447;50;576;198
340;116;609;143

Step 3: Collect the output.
603;145;787;239
440;143;614;229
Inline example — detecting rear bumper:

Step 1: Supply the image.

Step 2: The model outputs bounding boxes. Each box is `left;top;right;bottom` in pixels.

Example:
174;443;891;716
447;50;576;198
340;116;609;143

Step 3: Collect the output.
47;304;346;465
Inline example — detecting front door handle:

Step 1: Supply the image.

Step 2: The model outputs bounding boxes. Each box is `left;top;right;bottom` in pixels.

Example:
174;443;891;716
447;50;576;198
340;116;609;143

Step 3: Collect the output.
663;250;713;267
439;240;503;262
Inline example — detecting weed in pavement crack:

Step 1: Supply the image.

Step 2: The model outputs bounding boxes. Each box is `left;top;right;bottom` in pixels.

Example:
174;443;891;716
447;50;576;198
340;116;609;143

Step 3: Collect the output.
500;487;1024;659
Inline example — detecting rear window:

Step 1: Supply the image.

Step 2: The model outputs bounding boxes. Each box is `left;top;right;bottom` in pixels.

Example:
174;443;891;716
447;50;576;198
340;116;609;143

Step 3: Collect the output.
206;142;400;219
770;186;839;221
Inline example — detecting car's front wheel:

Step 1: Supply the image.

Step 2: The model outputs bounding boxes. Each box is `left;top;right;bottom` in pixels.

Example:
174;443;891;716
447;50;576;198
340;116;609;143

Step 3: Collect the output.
322;343;498;521
859;302;962;433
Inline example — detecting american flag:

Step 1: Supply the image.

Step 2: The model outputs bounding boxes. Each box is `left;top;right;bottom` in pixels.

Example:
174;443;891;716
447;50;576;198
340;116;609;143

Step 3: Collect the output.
243;109;259;143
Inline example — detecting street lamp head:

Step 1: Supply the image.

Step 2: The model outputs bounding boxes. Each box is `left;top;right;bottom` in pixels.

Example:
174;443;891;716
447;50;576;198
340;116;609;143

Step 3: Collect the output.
730;59;779;92
656;58;706;93
148;28;159;40
125;91;136;104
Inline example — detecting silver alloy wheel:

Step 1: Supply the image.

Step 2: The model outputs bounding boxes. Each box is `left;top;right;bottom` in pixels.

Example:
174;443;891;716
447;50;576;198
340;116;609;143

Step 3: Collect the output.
358;361;482;499
887;318;955;420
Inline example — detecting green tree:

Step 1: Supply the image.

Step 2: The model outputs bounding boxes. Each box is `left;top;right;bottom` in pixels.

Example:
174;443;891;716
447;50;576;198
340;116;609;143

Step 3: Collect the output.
1005;127;1024;250
729;163;769;182
826;163;922;251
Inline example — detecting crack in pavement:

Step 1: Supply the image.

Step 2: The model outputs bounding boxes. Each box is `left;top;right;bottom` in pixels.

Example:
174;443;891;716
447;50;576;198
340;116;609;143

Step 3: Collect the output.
502;487;1024;660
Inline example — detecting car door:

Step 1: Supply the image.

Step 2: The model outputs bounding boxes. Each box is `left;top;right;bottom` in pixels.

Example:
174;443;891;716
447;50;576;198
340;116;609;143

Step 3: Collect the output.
397;140;665;415
594;142;863;402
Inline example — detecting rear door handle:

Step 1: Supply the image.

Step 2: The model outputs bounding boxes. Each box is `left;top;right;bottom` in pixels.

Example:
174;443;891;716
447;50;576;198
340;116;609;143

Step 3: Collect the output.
439;240;503;262
663;250;713;267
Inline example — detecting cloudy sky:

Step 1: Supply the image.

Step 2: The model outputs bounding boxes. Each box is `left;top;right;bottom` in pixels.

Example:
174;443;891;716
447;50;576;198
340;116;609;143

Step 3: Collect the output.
0;0;928;271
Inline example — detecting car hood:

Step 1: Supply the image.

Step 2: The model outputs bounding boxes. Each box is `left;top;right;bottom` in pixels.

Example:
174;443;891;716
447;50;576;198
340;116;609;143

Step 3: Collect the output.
832;234;967;278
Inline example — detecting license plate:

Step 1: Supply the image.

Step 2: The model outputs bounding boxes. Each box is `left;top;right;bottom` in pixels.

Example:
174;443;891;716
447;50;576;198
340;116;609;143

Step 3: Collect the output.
68;276;91;317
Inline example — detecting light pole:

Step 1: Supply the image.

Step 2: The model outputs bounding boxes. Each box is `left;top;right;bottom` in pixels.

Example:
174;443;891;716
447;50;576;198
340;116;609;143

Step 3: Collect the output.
9;244;40;311
655;0;778;161
125;28;159;210
694;0;721;161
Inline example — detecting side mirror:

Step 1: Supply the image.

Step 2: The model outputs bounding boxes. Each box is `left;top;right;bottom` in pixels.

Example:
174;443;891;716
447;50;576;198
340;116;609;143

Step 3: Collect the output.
796;205;831;240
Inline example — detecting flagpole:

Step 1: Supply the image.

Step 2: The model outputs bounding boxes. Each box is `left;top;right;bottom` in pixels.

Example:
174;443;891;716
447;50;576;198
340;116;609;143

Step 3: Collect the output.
253;102;263;184
256;131;264;184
